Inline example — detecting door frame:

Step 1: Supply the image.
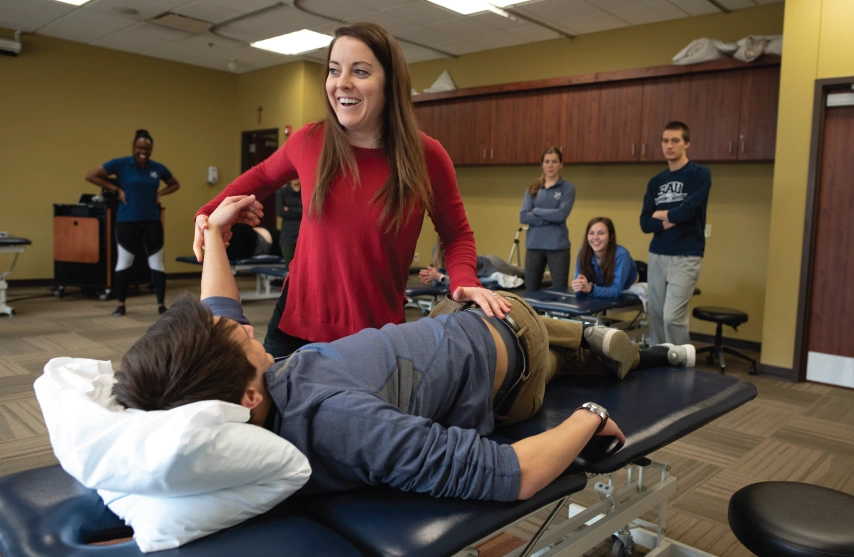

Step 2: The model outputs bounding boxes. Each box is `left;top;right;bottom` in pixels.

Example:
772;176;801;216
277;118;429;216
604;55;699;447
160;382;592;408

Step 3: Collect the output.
793;76;854;382
240;128;279;172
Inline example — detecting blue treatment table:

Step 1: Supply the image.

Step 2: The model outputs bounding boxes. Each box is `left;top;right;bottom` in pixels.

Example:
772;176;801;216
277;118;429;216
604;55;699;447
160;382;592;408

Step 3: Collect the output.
175;255;284;301
0;367;756;557
0;236;31;316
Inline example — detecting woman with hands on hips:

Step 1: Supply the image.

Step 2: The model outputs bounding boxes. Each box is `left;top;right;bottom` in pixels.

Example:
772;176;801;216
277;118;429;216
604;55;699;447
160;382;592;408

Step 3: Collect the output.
193;22;508;357
519;147;575;291
572;217;638;299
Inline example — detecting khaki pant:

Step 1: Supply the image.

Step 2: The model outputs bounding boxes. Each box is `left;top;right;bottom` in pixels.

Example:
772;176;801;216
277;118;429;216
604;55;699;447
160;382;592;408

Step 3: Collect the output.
429;291;612;427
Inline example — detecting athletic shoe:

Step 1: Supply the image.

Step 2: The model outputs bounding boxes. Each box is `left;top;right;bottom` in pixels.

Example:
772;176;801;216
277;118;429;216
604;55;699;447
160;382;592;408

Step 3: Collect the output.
111;306;126;317
660;343;696;367
583;326;639;380
158;305;168;315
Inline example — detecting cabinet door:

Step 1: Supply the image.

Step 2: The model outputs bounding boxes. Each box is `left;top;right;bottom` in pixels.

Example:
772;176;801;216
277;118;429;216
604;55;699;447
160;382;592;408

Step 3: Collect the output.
738;66;780;160
640;77;691;162
687;71;742;161
562;85;600;163
414;102;437;140
596;81;643;162
431;99;479;165
491;92;541;164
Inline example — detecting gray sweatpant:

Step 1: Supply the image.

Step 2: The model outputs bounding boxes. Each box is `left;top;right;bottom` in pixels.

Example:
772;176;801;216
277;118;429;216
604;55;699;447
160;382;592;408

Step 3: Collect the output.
648;253;702;345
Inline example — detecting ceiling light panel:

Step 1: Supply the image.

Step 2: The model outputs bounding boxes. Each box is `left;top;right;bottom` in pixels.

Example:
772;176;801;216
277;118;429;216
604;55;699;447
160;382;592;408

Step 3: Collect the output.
52;0;92;5
251;29;334;55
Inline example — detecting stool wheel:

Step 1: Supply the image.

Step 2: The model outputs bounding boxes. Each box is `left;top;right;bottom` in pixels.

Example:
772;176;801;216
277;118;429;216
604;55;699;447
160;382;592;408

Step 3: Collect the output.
611;535;634;557
748;365;757;375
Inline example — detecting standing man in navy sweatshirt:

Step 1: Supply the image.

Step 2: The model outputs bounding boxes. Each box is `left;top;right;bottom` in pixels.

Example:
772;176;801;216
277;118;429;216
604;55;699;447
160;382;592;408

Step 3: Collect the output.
640;121;711;346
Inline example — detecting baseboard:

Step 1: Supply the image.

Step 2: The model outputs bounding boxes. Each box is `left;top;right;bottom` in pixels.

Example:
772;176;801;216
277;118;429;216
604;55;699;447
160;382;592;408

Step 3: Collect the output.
9;272;201;288
690;332;761;354
758;363;796;382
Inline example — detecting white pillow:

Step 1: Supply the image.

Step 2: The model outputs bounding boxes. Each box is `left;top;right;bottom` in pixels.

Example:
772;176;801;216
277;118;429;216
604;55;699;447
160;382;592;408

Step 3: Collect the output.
34;357;311;553
672;38;737;65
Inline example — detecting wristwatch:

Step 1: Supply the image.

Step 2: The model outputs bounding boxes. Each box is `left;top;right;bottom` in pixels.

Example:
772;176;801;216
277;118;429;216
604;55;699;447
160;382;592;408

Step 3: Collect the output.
575;402;609;433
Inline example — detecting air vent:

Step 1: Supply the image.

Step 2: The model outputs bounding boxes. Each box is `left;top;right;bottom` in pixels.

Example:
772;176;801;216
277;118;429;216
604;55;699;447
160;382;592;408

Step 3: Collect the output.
147;13;211;34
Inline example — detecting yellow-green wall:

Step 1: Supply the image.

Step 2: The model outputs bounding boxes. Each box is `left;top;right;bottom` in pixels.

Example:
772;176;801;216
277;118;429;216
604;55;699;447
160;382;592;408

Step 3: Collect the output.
0;31;240;279
761;0;854;369
412;4;784;342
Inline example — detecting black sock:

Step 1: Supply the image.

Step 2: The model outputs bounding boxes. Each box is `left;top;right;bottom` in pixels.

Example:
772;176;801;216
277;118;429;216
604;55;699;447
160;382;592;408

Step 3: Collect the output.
636;346;670;369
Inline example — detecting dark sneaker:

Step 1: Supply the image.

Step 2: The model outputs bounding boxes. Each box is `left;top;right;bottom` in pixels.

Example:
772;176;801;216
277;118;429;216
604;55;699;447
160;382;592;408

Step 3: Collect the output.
583;326;639;380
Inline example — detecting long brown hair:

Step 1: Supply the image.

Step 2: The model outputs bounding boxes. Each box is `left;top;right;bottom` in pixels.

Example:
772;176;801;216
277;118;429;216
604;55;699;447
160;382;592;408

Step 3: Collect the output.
527;146;563;197
578;217;617;287
312;22;432;232
432;236;445;269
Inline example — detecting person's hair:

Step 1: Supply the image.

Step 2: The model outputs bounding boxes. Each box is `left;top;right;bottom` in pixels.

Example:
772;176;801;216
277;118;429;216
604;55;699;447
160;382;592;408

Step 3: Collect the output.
112;294;257;411
133;129;153;146
432;236;445;269
663;121;690;143
527;147;563;197
312;22;432;233
578;217;617;287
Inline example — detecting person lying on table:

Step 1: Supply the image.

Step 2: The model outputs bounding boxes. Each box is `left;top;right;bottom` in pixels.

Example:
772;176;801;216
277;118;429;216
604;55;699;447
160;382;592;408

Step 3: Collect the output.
114;195;695;501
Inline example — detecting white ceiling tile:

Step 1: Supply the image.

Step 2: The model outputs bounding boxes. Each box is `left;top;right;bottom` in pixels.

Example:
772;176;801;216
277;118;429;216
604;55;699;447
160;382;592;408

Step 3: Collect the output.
591;0;663;10
0;0;75;32
38;9;136;43
469;11;530;31
612;1;688;25
200;0;285;15
508;23;560;41
90;30;179;54
426;17;495;40
224;6;330;42
714;0;760;8
128;21;192;40
173;3;241;24
394;25;458;45
671;0;721;16
399;42;442;63
472;31;529;50
296;0;373;20
144;33;237;60
380;2;458;26
514;0;602;21
558;11;629;34
432;38;490;55
344;10;414;32
351;0;413;10
309;22;343;35
90;0;190;21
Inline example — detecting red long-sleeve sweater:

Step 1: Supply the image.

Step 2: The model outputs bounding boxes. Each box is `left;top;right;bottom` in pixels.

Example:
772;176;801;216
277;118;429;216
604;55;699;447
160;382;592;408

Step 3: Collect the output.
197;123;479;342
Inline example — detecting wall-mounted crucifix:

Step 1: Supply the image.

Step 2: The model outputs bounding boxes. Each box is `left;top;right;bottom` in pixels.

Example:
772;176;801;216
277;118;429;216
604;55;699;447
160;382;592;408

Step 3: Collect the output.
257;105;263;124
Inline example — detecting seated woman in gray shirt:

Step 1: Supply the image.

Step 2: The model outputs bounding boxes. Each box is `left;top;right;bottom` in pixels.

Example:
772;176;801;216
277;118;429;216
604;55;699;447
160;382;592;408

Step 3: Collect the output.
111;194;694;504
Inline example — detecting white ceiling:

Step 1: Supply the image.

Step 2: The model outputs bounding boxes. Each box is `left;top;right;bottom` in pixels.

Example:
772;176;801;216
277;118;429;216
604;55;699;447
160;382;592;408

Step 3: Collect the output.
0;0;782;73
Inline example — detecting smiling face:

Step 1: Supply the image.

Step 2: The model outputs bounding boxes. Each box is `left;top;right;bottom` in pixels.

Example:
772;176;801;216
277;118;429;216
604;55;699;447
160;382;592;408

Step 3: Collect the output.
132;137;153;166
542;152;563;180
587;221;611;257
326;36;386;147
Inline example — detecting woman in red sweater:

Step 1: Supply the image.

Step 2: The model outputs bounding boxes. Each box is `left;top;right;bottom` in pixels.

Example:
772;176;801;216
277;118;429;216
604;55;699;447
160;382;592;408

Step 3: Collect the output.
194;22;509;356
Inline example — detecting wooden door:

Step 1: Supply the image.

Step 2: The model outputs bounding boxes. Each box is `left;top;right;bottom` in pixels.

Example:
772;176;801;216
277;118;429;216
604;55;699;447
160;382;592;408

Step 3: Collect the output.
525;89;565;163
241;129;278;229
491;92;539;164
432;98;482;165
639;77;691;162
595;81;643;162
738;67;780;160
562;85;600;163
806;103;854;386
414;102;437;140
687;72;742;161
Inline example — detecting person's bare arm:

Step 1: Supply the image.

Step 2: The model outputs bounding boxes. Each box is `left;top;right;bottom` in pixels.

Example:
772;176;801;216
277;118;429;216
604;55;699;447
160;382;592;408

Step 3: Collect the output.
200;195;258;301
85;166;125;204
512;411;625;500
157;176;180;199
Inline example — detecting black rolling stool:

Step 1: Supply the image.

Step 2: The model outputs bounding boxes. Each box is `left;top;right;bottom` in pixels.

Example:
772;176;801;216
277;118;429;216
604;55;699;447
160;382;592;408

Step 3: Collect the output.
692;306;757;374
729;482;854;557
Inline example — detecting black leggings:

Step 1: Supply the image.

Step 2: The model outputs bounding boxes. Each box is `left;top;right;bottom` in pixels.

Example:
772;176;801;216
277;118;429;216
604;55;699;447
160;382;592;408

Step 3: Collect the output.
524;247;570;291
115;220;165;304
263;280;311;358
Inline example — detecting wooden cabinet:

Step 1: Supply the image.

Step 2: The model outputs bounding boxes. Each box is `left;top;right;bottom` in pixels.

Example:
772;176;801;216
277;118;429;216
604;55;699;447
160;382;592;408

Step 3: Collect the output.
414;60;780;165
639;77;691;162
596;81;644;162
738;66;780;160
687;71;743;161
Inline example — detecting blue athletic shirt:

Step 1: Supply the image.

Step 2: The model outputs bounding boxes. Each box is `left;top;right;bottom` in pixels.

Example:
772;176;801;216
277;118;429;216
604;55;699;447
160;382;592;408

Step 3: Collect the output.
575;245;638;299
102;156;172;222
520;178;576;251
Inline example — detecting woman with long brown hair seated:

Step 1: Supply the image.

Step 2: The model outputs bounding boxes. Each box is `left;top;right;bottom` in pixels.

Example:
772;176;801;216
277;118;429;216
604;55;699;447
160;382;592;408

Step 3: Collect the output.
572;217;638;299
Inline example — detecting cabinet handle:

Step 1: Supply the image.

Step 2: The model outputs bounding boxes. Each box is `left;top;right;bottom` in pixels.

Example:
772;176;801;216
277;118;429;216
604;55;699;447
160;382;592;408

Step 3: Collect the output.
490;149;494;159
740;140;745;154
631;143;636;156
728;140;733;154
483;149;486;159
641;143;646;156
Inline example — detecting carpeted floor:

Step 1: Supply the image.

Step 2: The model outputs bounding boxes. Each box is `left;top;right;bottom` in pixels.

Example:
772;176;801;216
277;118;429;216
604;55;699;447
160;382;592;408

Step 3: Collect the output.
2;277;853;556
